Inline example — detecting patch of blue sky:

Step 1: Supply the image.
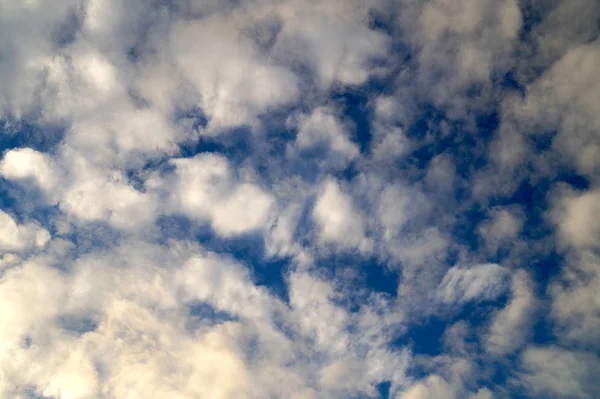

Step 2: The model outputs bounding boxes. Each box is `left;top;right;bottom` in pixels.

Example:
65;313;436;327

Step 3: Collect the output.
0;119;65;154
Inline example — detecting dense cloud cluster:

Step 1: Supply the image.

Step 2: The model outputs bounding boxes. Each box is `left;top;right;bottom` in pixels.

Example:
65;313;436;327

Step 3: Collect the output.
1;0;599;398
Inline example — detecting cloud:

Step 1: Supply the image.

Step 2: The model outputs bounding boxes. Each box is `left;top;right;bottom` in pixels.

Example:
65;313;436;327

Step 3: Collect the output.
549;250;600;349
171;14;299;131
551;187;600;250
548;187;600;349
274;1;390;88
437;263;509;306
397;359;493;399
0;147;62;200
497;40;600;176
396;0;522;116
518;346;600;399
162;153;275;237
0;210;50;253
289;107;360;170
313;178;371;251
477;206;524;253
486;269;537;356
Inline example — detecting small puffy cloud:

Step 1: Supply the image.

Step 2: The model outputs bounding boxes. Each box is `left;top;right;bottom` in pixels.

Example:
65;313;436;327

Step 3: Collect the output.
397;355;494;399
290;107;359;170
478;206;524;253
425;154;456;193
0;147;62;199
59;156;157;229
2;147;158;229
175;252;278;321
378;183;431;242
551;187;600;249
171;16;299;131
65;106;181;168
398;375;456;399
313;178;370;251
165;153;275;237
0;210;50;253
275;3;390;87
437;263;509;306
398;374;492;399
550;250;600;349
486;269;537;356
390;227;448;267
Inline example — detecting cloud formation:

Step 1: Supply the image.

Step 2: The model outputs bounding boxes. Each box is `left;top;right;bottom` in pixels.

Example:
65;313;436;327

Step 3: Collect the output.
0;0;598;398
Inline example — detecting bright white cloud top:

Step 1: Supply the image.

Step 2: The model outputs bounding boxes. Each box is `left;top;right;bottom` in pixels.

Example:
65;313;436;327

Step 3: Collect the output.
0;0;599;398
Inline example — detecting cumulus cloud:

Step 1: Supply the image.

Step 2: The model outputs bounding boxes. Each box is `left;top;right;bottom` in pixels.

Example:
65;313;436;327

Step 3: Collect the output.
0;210;49;253
478;206;524;254
162;153;275;237
0;147;62;199
289;107;360;170
171;10;300;131
518;346;600;399
486;269;537;356
313;178;370;251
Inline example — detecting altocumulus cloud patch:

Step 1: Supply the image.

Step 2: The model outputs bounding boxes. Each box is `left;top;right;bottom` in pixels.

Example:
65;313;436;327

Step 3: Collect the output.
0;0;599;398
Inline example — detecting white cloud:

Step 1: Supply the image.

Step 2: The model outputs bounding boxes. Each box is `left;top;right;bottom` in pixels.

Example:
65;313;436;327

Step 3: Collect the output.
0;148;61;200
551;187;600;249
313;178;370;251
398;375;457;399
550;250;600;349
274;1;390;88
378;183;431;242
486;269;537;356
549;188;600;348
165;153;275;237
437;263;509;306
397;360;492;399
290;107;359;169
0;0;80;117
0;210;50;253
478;206;524;253
518;346;600;399
1;147;158;229
498;40;600;176
398;0;522;116
60;161;157;229
171;15;299;131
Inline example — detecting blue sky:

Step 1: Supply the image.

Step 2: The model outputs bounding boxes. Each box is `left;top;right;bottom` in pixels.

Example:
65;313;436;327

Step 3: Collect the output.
0;1;599;398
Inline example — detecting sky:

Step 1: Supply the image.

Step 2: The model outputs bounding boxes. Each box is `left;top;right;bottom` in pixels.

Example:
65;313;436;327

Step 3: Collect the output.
0;0;599;398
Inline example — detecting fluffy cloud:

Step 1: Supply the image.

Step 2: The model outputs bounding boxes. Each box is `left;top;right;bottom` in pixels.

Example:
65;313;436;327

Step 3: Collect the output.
172;14;299;131
518;346;600;399
0;147;61;199
162;153;275;237
486;269;537;356
313;178;370;251
0;210;50;253
289;107;360;170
